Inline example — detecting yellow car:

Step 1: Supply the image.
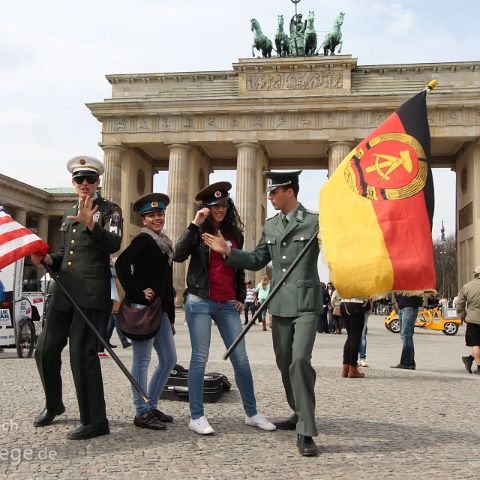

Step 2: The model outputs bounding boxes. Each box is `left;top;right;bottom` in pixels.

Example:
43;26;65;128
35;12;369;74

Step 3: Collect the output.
384;307;462;336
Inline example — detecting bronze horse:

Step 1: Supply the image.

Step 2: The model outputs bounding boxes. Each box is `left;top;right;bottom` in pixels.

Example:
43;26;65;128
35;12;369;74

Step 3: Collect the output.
251;18;273;58
275;15;290;57
320;12;345;56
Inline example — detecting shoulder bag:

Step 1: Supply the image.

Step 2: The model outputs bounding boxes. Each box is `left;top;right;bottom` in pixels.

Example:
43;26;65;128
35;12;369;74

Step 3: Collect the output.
117;296;162;341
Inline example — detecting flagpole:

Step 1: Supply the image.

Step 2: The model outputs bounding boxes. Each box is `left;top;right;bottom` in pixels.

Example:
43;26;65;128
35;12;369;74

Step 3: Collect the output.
223;225;320;361
41;260;151;404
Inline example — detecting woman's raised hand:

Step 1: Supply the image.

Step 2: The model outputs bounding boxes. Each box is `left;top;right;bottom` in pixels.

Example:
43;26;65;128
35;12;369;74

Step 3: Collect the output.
193;207;210;226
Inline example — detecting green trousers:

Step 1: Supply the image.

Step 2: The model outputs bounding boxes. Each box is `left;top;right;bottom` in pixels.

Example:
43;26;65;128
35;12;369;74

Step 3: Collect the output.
272;314;318;436
35;307;107;425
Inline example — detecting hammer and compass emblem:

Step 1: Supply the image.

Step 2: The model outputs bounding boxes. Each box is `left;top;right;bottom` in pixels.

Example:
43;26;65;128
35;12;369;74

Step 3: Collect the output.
344;133;427;201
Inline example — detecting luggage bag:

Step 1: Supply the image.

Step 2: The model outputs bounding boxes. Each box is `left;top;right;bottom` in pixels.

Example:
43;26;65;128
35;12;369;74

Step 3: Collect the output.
160;367;231;403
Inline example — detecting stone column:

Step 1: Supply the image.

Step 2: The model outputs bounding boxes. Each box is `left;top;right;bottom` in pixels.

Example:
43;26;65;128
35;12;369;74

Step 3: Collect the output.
38;215;49;242
328;142;353;177
235;143;258;280
14;208;27;227
101;144;123;205
167;144;190;302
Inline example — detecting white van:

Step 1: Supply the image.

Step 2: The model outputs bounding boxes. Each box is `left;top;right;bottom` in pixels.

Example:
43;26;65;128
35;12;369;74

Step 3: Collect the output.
0;258;46;357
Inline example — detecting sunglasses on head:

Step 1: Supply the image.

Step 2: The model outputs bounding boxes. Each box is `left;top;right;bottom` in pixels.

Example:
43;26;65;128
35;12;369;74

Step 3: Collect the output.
73;175;98;185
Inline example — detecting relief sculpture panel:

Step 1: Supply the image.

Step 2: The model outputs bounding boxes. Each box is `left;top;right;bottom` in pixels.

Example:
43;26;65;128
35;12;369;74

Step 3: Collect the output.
245;71;343;92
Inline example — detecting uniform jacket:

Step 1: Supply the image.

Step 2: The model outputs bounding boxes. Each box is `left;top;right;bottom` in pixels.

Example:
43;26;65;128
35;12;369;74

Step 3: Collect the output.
49;196;122;311
227;203;321;317
173;223;246;303
456;277;480;325
115;233;175;323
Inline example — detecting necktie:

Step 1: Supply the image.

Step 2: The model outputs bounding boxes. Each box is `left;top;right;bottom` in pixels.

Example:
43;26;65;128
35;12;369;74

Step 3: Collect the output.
282;215;289;229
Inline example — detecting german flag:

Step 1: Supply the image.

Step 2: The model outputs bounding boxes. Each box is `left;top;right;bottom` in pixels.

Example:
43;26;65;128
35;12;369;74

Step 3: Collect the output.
319;89;436;298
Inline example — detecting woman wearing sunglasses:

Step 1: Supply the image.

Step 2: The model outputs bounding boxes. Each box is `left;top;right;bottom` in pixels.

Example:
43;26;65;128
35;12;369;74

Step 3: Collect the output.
173;182;275;435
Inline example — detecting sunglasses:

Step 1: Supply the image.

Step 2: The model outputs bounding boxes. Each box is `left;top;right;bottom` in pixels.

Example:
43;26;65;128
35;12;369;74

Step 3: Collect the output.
209;202;228;209
73;175;98;185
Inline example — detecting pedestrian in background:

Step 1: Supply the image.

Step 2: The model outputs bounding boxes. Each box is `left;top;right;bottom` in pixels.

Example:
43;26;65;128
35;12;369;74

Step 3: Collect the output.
340;298;368;378
244;280;256;325
456;266;480;374
391;294;423;370
255;275;271;330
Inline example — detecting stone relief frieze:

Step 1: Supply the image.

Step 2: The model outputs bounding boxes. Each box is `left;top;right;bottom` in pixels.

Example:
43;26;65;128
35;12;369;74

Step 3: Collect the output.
105;107;477;134
137;119;151;130
245;71;343;92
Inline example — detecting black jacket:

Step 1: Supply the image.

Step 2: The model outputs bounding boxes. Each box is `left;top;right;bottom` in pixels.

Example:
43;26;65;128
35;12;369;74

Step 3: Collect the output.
396;294;423;309
173;223;246;302
115;233;175;323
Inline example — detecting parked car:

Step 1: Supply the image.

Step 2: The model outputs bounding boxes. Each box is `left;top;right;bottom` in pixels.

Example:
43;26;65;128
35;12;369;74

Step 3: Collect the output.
384;307;462;336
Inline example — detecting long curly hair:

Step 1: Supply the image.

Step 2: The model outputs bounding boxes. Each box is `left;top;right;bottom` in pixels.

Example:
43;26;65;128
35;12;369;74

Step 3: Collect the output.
200;198;244;246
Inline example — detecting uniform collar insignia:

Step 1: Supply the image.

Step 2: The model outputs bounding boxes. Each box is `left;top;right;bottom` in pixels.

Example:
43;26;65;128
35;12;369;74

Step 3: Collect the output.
295;209;305;223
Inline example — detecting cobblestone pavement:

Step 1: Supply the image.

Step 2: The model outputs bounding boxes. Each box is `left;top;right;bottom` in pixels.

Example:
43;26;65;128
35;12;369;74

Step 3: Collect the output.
1;313;479;479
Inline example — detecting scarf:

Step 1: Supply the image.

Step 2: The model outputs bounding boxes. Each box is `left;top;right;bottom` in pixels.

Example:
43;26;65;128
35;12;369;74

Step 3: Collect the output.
140;227;173;266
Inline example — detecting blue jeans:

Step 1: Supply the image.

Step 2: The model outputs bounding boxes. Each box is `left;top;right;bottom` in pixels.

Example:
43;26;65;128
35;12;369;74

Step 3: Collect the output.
107;313;129;346
327;307;334;332
399;306;418;368
130;312;177;416
185;294;257;419
359;312;369;359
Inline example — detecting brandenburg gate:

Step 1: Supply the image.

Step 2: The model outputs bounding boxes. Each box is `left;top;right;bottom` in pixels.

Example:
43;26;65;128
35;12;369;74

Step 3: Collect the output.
87;55;480;298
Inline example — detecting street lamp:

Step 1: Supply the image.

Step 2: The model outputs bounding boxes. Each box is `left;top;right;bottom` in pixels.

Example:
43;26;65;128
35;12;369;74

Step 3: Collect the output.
440;221;446;297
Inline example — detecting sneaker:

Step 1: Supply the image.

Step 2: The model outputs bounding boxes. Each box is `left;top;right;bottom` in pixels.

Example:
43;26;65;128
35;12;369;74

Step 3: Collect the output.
462;355;473;374
189;416;214;435
245;412;276;431
359;359;368;367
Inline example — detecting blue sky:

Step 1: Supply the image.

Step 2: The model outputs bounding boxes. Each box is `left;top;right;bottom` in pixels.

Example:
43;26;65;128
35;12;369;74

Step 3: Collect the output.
1;0;479;241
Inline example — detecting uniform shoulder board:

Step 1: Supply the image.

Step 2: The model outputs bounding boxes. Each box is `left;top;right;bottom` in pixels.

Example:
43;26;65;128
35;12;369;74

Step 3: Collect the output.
306;208;319;215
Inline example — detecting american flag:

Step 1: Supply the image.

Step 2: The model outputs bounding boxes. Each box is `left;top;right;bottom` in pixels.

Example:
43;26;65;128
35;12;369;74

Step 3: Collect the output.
0;207;49;269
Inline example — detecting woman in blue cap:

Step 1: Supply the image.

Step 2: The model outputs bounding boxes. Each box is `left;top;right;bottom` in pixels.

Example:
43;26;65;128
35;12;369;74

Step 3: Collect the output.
173;181;275;435
116;193;176;430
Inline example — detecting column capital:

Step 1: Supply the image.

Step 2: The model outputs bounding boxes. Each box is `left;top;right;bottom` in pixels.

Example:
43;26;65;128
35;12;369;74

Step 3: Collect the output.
98;143;124;153
328;140;354;150
167;143;191;151
234;142;259;151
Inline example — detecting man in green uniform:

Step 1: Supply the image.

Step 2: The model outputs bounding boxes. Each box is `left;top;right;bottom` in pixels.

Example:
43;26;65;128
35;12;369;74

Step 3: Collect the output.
31;156;123;440
203;170;321;456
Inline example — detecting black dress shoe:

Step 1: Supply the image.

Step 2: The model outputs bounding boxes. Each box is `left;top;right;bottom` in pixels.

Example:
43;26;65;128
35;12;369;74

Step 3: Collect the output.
134;412;166;430
391;364;416;370
273;418;297;430
67;422;110;440
297;434;318;457
122;342;132;349
34;406;65;427
462;355;473;374
152;409;173;423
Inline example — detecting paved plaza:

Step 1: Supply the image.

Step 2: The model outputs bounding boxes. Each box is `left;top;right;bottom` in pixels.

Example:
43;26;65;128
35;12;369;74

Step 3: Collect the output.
0;312;479;479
